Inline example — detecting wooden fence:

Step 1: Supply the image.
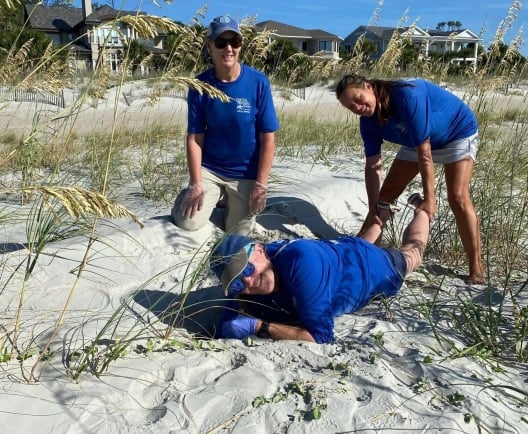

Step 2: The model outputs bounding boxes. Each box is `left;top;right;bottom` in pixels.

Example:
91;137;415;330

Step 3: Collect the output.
289;87;306;100
122;87;187;105
0;87;65;108
0;84;307;108
503;81;528;94
274;86;306;100
123;85;306;105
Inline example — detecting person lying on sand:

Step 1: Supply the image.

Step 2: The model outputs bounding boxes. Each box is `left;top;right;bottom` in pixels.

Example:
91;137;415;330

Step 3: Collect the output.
210;194;429;343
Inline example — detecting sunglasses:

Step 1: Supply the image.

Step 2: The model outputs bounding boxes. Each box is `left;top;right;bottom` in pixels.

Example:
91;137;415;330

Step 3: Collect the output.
228;243;255;293
213;37;243;49
228;262;256;293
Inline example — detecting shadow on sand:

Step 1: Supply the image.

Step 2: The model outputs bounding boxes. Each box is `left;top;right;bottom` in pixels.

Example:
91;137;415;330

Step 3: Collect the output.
132;285;236;339
133;195;347;338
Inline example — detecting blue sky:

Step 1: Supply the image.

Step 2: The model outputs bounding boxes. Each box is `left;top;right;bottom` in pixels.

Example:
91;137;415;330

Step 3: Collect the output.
80;0;527;55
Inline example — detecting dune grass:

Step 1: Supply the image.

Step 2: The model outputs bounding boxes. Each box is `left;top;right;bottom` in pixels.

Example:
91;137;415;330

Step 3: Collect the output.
0;0;526;395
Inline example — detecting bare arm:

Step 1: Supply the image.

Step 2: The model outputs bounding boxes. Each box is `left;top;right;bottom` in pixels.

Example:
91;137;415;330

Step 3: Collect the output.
256;320;316;342
364;153;383;212
248;132;276;214
186;133;204;185
256;132;275;185
357;154;384;237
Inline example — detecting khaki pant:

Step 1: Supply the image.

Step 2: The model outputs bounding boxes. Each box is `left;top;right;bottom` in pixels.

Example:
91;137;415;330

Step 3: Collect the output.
171;167;255;235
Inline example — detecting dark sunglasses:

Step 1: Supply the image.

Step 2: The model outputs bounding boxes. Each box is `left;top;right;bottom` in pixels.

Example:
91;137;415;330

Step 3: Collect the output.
228;243;256;293
228;261;256;293
213;37;243;49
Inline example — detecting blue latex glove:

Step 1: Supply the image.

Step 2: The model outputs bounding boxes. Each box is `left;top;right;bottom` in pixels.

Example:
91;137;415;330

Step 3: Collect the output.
222;314;258;339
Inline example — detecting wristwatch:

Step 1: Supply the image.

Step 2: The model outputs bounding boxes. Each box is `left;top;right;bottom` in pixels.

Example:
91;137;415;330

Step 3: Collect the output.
257;321;270;338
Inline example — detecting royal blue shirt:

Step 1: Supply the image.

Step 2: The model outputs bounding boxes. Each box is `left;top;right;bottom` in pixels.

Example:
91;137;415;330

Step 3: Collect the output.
360;79;478;157
187;64;280;179
251;238;405;344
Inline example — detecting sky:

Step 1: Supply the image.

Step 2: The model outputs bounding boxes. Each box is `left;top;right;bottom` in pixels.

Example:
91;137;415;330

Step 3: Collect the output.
78;0;528;55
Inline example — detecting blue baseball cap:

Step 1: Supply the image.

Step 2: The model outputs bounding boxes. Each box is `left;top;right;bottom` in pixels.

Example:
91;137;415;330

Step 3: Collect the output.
207;15;242;40
211;235;253;296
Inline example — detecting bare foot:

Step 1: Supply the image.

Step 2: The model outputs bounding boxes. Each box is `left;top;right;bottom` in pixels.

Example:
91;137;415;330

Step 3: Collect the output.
465;273;485;285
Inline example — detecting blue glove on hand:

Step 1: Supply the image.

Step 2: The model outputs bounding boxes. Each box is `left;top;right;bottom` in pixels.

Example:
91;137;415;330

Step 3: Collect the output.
222;314;258;339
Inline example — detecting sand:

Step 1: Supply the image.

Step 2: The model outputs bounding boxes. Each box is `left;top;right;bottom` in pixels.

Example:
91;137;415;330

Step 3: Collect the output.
0;81;526;433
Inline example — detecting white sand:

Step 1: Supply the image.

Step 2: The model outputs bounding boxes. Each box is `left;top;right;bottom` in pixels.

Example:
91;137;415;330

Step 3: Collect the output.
0;83;526;433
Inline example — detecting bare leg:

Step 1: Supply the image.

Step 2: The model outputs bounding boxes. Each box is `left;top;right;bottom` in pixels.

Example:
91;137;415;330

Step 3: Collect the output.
444;159;484;284
399;196;430;274
378;159;420;205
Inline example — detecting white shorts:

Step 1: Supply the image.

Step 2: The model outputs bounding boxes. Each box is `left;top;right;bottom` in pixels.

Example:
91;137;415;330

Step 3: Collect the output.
396;132;479;164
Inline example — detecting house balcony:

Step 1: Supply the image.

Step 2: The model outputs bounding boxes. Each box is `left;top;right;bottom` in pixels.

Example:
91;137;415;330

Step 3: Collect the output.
312;50;340;60
89;36;125;48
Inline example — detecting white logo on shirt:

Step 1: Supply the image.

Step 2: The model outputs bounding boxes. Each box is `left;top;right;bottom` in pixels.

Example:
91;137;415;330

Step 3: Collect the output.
235;98;251;114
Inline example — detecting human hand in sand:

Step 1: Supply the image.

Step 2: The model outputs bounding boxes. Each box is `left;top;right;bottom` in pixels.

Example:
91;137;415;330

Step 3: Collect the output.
181;183;204;218
222;314;257;339
249;181;268;214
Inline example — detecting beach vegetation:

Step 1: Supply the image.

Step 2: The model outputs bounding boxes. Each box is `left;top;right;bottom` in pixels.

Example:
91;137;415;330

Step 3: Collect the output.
249;379;329;421
0;0;527;430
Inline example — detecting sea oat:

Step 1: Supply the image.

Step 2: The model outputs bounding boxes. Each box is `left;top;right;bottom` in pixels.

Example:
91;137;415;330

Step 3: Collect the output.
21;186;144;228
118;15;181;40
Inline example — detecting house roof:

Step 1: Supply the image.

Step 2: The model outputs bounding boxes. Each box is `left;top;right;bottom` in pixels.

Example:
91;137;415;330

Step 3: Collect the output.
255;20;341;40
427;28;481;39
24;4;142;32
25;5;84;31
345;25;480;42
70;42;92;53
345;25;397;40
84;5;144;24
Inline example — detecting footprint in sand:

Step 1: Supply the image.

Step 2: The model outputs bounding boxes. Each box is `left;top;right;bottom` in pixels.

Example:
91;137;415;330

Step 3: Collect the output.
28;285;111;312
124;368;191;429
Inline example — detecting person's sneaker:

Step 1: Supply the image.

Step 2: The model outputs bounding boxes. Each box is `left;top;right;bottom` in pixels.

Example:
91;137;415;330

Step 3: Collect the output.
407;193;424;208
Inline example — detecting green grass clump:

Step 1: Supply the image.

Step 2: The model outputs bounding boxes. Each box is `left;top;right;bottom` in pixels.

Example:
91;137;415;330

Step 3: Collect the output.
0;1;526;404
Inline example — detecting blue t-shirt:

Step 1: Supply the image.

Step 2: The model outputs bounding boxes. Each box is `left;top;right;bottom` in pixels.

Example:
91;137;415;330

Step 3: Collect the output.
360;79;478;157
252;238;404;344
187;64;280;179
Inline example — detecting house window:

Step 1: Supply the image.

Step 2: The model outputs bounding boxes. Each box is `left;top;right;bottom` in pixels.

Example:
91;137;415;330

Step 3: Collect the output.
302;41;308;52
318;40;332;51
106;52;120;73
95;26;122;46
